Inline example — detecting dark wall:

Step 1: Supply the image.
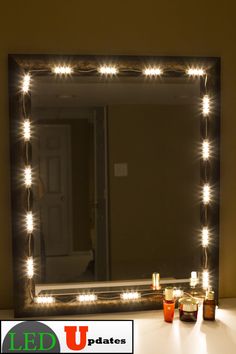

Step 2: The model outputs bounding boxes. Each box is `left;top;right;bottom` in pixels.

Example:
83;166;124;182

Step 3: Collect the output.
108;104;200;279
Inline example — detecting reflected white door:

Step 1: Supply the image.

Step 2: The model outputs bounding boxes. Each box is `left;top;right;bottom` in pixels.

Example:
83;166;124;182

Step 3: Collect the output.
38;125;72;256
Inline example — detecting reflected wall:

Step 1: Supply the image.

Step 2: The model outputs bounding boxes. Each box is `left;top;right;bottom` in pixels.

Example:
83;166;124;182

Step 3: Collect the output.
31;76;201;284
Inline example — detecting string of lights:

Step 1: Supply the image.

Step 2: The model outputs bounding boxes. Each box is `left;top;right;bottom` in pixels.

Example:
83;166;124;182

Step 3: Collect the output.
22;64;210;77
200;72;211;290
34;288;186;305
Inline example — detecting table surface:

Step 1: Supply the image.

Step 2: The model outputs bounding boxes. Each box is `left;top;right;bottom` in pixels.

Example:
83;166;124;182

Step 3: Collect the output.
1;298;236;354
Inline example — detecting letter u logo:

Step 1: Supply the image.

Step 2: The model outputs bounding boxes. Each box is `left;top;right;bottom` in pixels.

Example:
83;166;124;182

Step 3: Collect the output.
64;326;88;351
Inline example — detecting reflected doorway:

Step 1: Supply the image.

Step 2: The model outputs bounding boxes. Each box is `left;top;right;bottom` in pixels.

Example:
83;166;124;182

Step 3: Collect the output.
33;108;109;283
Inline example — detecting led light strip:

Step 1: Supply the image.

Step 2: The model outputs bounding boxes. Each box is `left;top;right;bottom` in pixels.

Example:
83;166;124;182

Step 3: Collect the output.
19;64;214;306
200;83;212;290
21;73;35;302
34;289;165;305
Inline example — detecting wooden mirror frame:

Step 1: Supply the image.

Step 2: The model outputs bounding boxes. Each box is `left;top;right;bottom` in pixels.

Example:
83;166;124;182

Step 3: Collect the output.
8;55;220;317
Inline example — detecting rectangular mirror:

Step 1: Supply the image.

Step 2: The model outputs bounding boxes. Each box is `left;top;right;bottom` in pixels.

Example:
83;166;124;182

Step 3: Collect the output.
9;55;220;317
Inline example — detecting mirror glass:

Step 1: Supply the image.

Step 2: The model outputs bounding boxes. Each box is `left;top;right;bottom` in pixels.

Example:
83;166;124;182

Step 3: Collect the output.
31;75;201;285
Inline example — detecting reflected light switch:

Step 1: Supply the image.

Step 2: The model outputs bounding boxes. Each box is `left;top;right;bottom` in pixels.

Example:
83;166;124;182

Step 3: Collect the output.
114;163;128;177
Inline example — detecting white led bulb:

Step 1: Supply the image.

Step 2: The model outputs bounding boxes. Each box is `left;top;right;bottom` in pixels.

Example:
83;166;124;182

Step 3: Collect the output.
99;66;118;75
24;166;32;187
143;67;162;76
53;66;72;75
203;95;210;116
26;257;34;278
187;68;205;76
202;140;210;160
35;296;55;304
203;184;211;204
22;74;31;93
202;227;209;247
120;292;140;300
77;294;97;302
26;211;34;233
23;120;31;141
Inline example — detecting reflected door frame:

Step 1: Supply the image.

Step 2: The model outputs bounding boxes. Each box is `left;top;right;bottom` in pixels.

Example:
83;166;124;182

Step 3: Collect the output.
33;109;110;282
94;107;110;281
36;124;73;257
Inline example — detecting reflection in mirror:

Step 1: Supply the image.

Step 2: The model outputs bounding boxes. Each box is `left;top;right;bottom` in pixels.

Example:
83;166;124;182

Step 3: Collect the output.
31;75;201;285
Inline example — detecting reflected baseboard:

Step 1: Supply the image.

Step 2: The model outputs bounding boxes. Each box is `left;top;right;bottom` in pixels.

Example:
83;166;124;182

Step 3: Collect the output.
35;278;190;296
